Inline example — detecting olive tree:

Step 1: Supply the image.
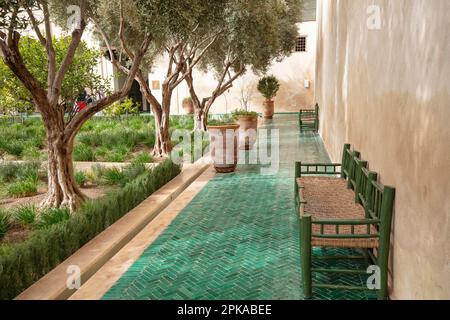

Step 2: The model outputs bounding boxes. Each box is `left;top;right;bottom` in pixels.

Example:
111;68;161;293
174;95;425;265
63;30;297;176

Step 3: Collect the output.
185;0;302;130
0;36;106;118
0;0;151;211
95;0;226;156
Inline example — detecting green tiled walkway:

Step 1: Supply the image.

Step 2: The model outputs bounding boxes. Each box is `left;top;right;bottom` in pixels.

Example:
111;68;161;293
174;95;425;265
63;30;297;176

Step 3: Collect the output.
103;114;376;300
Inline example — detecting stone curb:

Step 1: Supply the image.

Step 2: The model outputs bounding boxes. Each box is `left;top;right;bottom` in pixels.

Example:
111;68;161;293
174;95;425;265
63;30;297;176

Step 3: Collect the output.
15;159;211;300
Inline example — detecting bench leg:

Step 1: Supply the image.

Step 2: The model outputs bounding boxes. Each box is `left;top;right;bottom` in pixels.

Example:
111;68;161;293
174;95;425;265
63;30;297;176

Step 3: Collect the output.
377;250;389;300
300;215;312;299
377;187;395;300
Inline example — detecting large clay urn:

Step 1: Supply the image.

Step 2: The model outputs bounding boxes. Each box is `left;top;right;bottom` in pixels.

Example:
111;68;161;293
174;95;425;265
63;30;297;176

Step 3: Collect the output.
263;100;274;119
235;115;258;150
182;98;194;114
207;124;240;173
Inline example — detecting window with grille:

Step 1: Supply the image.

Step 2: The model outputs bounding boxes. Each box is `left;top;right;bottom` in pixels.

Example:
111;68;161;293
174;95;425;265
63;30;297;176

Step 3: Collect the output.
295;36;307;52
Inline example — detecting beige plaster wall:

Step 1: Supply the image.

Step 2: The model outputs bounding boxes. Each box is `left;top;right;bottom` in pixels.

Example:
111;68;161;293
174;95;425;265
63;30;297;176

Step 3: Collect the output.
148;22;317;115
315;0;450;299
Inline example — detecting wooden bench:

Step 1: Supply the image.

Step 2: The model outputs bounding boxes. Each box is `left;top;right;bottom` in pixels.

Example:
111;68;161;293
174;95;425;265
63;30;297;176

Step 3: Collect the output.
299;103;319;133
294;144;395;299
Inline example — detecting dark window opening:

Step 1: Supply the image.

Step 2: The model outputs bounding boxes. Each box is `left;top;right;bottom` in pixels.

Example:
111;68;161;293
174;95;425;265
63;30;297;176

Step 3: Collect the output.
295;36;307;52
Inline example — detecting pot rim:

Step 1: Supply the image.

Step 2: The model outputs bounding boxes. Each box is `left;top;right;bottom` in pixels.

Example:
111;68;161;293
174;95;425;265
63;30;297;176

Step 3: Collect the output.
235;114;259;119
207;123;240;130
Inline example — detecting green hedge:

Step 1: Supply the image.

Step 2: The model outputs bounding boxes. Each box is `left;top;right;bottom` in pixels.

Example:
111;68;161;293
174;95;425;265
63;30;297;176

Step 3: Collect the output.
0;159;181;300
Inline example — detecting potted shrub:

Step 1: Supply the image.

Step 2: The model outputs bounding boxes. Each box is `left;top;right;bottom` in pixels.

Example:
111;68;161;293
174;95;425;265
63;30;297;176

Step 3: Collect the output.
182;96;194;114
232;109;258;150
207;115;240;173
257;75;280;119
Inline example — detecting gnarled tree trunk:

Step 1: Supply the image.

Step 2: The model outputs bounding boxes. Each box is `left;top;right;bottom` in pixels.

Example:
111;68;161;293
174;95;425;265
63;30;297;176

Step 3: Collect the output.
41;130;86;212
153;108;172;157
194;109;205;131
153;84;173;157
0;1;151;213
186;71;206;131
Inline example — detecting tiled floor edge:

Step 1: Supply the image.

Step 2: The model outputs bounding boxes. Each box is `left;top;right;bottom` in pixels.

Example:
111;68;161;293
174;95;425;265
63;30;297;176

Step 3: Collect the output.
69;168;217;300
15;159;211;300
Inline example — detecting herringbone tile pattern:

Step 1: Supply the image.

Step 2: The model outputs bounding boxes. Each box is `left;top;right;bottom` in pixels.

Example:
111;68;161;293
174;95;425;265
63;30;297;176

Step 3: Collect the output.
103;115;376;300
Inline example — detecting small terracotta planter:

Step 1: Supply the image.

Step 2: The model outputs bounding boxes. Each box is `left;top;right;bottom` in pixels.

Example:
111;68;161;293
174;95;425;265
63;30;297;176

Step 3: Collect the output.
235;115;258;150
263;100;274;119
182;100;194;114
207;124;240;173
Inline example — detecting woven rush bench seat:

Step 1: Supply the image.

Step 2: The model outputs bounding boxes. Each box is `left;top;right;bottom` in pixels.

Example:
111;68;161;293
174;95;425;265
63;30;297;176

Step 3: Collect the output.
294;144;396;299
297;176;378;249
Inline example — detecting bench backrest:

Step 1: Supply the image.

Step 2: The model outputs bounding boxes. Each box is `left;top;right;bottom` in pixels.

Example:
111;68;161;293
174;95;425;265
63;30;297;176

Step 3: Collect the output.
352;158;368;193
367;181;395;222
341;144;358;179
346;151;362;189
348;151;396;251
357;167;378;215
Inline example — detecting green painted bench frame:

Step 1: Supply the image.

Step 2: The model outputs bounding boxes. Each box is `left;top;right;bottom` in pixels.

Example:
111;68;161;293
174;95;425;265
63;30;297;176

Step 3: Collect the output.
294;144;396;300
299;103;319;133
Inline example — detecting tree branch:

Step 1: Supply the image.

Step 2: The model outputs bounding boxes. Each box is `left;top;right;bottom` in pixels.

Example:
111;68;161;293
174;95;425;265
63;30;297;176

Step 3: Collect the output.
50;0;87;105
118;0;134;60
64;33;152;141
25;6;46;46
41;2;57;92
0;31;52;118
171;30;223;89
93;18;161;115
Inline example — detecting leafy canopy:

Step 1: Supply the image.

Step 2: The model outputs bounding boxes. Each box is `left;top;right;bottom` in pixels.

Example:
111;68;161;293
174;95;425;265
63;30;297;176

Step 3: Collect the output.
199;0;302;76
257;75;281;100
0;36;107;113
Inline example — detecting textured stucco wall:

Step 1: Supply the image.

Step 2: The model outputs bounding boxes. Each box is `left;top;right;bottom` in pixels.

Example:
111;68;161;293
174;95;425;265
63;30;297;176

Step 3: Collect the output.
315;0;450;299
148;22;317;115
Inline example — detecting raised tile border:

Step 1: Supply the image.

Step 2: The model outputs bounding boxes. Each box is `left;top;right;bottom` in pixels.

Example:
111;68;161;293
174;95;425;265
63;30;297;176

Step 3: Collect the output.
15;159;211;300
69;168;216;300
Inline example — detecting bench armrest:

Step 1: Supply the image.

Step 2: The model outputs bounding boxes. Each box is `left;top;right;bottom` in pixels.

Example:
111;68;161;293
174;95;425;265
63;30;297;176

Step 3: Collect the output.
311;218;380;226
295;162;342;177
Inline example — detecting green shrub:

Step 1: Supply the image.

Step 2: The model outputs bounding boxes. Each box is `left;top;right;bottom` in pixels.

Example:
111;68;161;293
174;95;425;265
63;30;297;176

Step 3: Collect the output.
90;164;106;183
257;75;280;100
104;98;140;117
37;208;70;229
22;146;42;161
0;162;40;184
133;151;153;164
7;179;38;198
207;114;236;126
232;109;259;117
13;205;38;227
102;167;125;185
93;146;109;160
127;117;148;130
104;145;131;163
0;159;181;299
0;140;24;157
0;163;21;183
0;210;11;240
77;131;102;147
73;143;95;162
121;163;147;186
140;128;156;148
75;171;87;187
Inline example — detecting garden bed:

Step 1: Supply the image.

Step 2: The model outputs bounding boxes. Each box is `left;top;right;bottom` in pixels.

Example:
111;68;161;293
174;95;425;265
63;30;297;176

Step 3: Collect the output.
0;115;196;162
0;159;181;299
0;159;163;246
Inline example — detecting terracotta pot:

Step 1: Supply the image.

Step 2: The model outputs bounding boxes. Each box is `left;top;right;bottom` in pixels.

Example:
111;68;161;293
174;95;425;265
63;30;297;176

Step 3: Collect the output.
263;100;274;119
182;100;194;114
207;124;240;173
236;115;258;150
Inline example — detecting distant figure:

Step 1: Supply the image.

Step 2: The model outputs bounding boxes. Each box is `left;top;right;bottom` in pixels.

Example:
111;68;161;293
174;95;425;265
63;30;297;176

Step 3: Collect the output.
76;90;88;112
